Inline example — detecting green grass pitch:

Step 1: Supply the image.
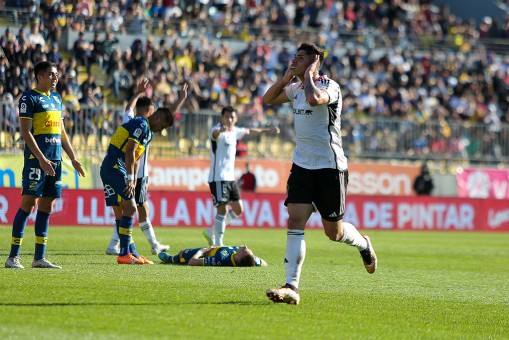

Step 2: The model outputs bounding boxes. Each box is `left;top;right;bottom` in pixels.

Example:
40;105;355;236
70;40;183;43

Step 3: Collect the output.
0;226;508;339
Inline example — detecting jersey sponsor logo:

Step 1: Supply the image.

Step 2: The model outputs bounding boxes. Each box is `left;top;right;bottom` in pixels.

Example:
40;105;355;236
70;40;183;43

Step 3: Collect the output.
294;109;313;115
39;97;46;102
51;103;56;109
20;103;27;113
52;96;61;104
44;120;62;128
42;104;49;108
45;136;61;144
133;128;142;138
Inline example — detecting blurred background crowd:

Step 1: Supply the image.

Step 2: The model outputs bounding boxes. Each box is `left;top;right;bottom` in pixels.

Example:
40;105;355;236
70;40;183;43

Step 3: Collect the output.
0;0;509;164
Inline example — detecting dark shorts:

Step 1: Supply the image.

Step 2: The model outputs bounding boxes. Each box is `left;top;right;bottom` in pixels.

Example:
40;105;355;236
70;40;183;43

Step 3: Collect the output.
134;176;149;206
285;163;348;222
100;165;134;207
21;158;62;198
209;181;241;207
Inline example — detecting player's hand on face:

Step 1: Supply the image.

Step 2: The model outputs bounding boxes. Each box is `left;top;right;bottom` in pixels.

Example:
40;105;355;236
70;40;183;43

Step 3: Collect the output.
40;158;56;176
71;159;86;177
306;55;320;74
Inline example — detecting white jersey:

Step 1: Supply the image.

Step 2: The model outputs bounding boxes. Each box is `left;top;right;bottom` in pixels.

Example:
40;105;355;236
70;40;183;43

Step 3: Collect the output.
284;75;347;170
208;123;248;182
123;109;149;178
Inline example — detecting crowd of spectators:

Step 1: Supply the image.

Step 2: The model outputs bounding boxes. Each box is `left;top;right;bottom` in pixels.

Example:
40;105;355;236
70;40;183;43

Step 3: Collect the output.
1;0;509;162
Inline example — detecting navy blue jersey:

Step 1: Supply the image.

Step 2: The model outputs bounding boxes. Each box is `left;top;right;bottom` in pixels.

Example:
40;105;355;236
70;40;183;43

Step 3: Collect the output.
102;116;153;173
19;89;64;161
175;246;264;266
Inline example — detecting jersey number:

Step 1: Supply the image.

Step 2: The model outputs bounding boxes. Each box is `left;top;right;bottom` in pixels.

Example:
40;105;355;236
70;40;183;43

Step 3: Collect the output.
29;168;42;180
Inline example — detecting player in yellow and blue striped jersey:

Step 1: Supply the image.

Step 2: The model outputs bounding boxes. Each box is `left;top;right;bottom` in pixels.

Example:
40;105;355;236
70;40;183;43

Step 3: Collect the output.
5;61;86;269
158;245;267;267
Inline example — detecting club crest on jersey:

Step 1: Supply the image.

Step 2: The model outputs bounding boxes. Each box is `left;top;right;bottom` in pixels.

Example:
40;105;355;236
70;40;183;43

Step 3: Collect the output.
133;128;142;138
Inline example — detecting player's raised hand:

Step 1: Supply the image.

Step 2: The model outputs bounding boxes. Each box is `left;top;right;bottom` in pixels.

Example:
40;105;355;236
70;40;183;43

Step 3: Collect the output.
71;159;86;177
179;81;189;99
136;78;150;94
305;54;320;75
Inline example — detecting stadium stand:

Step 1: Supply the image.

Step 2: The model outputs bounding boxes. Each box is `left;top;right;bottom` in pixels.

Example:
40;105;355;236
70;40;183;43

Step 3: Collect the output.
0;0;508;165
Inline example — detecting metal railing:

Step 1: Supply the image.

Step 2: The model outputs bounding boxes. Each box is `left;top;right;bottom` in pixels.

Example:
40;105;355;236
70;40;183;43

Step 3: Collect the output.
1;101;508;165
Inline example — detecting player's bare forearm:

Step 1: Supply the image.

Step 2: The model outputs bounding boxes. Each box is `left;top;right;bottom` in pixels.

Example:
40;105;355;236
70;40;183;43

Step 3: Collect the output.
126;78;150;111
248;127;280;136
263;76;292;105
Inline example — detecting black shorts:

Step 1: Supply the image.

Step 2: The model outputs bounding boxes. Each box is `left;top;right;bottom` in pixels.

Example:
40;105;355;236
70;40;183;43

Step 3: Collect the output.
134;176;149;206
209;181;241;207
285;164;348;222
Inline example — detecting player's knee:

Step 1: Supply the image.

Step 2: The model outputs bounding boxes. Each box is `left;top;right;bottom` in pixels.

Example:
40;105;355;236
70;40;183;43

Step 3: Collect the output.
124;205;137;217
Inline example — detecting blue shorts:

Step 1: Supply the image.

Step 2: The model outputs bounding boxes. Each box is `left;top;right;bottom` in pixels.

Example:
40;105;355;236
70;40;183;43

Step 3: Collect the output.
21;158;62;198
100;165;134;207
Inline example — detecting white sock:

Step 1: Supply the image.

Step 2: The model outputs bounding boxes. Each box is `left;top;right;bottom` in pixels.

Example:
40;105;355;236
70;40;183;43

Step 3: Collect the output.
224;210;238;226
213;214;226;246
108;226;119;249
285;229;306;289
140;221;158;247
339;222;368;250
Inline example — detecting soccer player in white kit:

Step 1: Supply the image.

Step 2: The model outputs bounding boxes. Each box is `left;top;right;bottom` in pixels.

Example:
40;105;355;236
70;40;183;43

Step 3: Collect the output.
263;42;377;305
203;106;279;246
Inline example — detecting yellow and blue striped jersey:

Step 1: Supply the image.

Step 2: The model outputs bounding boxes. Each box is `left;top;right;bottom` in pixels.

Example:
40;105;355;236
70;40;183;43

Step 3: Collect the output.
19;89;63;161
104;116;153;168
177;246;265;266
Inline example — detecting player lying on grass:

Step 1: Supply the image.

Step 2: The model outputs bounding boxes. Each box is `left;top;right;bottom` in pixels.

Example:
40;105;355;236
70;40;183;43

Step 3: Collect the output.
158;245;267;267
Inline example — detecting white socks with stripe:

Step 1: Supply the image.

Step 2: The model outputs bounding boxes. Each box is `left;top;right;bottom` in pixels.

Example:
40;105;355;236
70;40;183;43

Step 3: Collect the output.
285;229;306;289
140;220;158;247
339;222;368;250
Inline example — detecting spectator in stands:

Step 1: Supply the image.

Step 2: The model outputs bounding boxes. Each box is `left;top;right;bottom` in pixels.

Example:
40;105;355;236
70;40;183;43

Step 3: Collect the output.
413;163;434;196
238;162;256;192
46;42;62;65
73;31;93;72
27;18;46;52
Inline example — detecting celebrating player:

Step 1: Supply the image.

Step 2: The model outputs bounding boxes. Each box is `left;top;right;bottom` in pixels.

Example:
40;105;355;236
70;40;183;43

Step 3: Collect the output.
202;105;279;246
262;42;377;305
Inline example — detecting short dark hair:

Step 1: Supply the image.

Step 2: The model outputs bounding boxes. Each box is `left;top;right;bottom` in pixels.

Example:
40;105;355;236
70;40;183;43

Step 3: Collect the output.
221;106;235;116
155;107;174;127
136;96;154;112
34;61;57;79
297;42;326;68
237;253;255;267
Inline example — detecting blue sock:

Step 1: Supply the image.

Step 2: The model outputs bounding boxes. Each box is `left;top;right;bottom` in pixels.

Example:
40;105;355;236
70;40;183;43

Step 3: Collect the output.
118;216;134;256
34;211;50;260
129;241;139;258
9;208;30;258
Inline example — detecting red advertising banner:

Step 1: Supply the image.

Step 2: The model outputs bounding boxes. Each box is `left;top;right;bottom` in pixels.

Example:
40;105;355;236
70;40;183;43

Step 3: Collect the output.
0;188;507;231
147;158;421;196
457;168;509;199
